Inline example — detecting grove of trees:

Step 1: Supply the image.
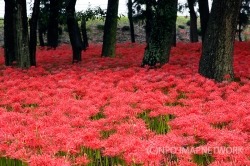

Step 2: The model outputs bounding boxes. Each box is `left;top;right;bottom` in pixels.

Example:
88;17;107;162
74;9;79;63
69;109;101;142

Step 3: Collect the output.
3;0;248;82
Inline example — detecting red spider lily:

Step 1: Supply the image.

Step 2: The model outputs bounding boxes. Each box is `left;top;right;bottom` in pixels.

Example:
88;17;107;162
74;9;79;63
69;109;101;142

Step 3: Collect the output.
0;42;250;165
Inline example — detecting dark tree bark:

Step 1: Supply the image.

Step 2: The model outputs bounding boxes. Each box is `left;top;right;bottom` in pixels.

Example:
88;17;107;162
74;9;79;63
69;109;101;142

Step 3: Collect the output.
141;0;177;67
127;0;135;43
101;0;119;57
47;0;59;48
238;23;242;42
29;0;40;66
38;20;46;47
4;0;15;66
81;18;89;48
4;0;30;68
188;0;198;42
145;2;153;43
66;0;84;62
198;0;242;82
198;0;209;42
172;23;177;47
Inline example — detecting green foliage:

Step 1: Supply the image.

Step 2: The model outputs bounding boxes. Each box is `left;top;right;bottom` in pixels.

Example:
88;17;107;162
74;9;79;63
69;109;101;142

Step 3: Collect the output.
100;129;116;139
137;109;174;134
178;25;185;29
55;147;127;166
75;7;106;22
192;154;214;166
197;27;202;36
0;157;27;166
186;20;191;26
0;19;3;28
210;122;231;129
90;111;106;120
176;16;190;26
122;25;130;31
21;103;38;108
96;24;105;30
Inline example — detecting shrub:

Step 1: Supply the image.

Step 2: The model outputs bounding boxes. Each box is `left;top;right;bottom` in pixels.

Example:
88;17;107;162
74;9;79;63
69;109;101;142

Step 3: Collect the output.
64;26;68;32
121;26;130;31
178;25;185;29
197;27;202;36
186;20;190;26
97;24;105;30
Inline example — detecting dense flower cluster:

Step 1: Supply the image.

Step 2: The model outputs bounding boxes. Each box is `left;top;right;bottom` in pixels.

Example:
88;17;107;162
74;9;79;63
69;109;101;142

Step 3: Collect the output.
0;41;250;165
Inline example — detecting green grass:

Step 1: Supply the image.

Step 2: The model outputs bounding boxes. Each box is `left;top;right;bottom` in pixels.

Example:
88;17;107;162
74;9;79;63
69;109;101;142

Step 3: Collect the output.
176;16;190;26
85;16;193;30
0;19;4;28
176;16;201;30
85;16;129;29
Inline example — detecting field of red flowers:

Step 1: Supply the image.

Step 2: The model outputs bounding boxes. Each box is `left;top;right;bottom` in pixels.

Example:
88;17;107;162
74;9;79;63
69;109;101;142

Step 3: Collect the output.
0;42;250;166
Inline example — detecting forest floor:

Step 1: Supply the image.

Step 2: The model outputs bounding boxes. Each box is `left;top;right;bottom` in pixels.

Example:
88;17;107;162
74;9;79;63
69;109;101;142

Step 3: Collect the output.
0;16;197;47
60;16;197;44
0;16;249;47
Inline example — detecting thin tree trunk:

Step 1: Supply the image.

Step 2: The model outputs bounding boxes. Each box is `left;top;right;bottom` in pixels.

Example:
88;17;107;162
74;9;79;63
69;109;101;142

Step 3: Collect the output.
128;0;135;43
141;0;177;67
38;20;45;46
66;0;84;62
172;23;177;47
188;0;198;42
238;23;242;42
101;0;119;57
47;0;59;48
81;18;89;48
29;0;40;66
198;0;242;82
198;0;209;42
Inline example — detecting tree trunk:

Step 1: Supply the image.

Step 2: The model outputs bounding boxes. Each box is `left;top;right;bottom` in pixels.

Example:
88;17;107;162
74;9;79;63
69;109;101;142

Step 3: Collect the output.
66;0;84;62
101;0;119;57
81;18;89;48
127;0;135;43
198;0;242;82
145;2;153;43
47;0;59;48
29;0;40;66
38;20;45;47
238;23;242;42
4;0;15;66
198;0;209;42
141;0;177;67
4;0;30;68
172;23;177;47
188;0;198;42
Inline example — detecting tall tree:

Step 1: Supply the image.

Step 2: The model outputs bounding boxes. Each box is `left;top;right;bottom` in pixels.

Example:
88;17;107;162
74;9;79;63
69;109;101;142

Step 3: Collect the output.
81;18;89;48
4;0;30;68
66;0;84;62
47;0;59;48
145;1;154;43
4;0;15;66
172;24;177;47
127;0;136;43
237;0;250;41
198;0;209;42
38;1;49;47
76;7;106;49
141;0;178;67
101;0;119;57
29;0;41;66
188;0;198;42
198;0;242;82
